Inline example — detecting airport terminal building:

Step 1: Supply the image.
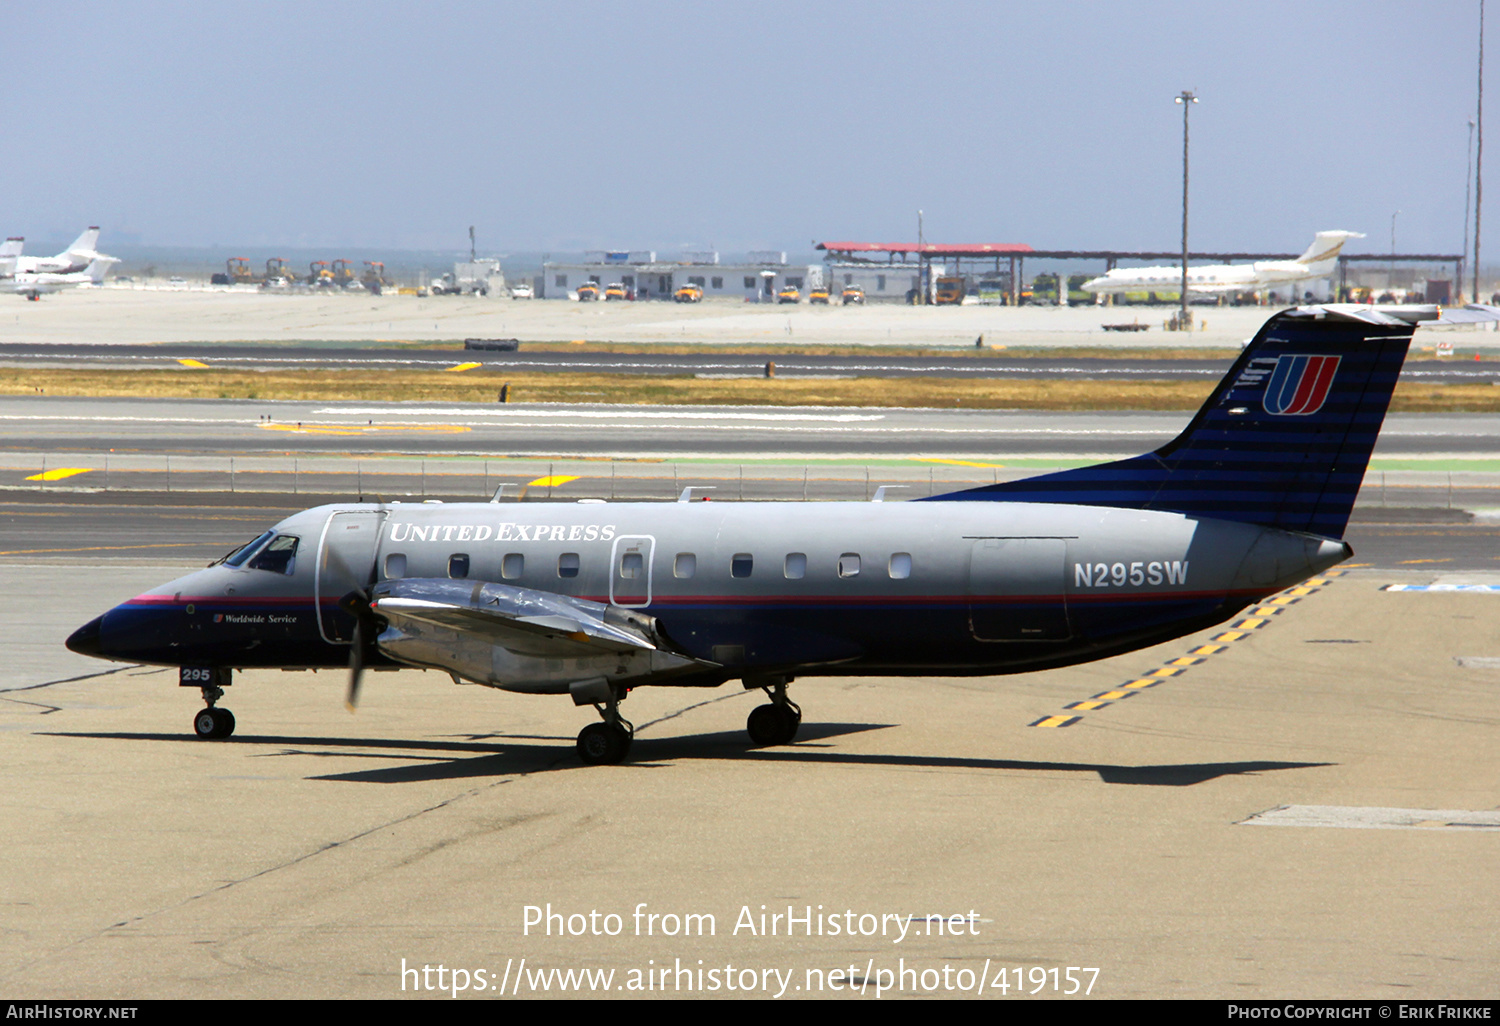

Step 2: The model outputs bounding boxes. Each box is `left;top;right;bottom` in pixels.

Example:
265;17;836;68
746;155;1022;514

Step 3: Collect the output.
541;251;823;301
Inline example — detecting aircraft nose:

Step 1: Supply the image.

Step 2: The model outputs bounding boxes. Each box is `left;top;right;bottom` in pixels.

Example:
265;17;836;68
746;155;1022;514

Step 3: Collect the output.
66;615;104;657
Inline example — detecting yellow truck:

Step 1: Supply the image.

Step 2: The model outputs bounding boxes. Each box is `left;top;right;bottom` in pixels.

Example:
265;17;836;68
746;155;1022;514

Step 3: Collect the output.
933;276;965;304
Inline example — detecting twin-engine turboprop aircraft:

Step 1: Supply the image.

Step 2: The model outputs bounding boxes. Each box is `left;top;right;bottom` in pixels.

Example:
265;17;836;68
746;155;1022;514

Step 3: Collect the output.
66;305;1485;763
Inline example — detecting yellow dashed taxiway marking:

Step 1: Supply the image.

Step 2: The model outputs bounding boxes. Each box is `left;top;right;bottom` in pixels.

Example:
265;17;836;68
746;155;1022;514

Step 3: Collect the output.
526;475;580;488
25;468;93;481
1034;574;1342;727
922;458;1005;469
258;423;470;436
446;362;483;373
176;358;209;368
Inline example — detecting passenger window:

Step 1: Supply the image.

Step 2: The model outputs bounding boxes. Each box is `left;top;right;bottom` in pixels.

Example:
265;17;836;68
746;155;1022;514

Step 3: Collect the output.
247;535;298;575
384;553;407;579
731;553;753;579
558;552;580;578
674;553;696;578
838;553;861;578
620;552;644;579
448;553;470;579
889;552;912;579
502;553;523;579
784;553;806;579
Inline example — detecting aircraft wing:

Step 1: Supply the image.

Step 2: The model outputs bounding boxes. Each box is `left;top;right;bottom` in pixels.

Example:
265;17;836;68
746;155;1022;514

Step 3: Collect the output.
370;578;665;659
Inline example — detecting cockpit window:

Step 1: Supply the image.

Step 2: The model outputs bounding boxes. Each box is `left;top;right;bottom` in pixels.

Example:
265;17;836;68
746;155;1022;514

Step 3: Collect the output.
247;534;299;575
221;530;274;568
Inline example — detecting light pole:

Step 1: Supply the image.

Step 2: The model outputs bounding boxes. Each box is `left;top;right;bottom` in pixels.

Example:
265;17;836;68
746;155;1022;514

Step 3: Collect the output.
1390;210;1401;294
917;209;925;305
1477;0;1486;301
1466;119;1476;291
1175;91;1197;329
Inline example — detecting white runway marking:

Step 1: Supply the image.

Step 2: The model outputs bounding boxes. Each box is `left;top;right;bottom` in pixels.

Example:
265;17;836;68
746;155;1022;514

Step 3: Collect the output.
1240;806;1500;830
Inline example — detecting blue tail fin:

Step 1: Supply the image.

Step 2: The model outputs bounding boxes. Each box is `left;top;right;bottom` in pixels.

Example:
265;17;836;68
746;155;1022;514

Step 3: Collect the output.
928;308;1416;539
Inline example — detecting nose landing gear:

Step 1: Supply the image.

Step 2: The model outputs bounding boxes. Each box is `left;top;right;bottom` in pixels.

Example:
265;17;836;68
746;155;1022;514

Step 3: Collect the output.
183;668;236;739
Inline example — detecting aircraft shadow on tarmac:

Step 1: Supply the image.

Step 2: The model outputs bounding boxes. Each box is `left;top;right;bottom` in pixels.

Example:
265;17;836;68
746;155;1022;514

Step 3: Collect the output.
43;726;1330;787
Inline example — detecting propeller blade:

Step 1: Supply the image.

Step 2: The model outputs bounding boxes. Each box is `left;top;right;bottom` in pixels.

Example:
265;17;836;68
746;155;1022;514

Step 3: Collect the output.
346;616;364;711
338;590;375;712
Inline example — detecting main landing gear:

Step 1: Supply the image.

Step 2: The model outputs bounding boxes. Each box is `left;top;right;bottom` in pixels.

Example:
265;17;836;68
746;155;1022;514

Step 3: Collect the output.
745;675;800;747
576;685;634;765
193;684;236;739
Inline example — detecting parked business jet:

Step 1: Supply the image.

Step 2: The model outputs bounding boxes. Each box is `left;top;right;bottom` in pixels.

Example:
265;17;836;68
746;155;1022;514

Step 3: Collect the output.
9;227;111;275
1081;231;1364;297
1;256;118;300
65;304;1486;763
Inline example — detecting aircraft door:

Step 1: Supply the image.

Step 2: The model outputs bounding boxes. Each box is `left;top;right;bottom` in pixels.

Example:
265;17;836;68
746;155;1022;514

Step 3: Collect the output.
967;538;1072;641
609;535;655;608
315;510;386;642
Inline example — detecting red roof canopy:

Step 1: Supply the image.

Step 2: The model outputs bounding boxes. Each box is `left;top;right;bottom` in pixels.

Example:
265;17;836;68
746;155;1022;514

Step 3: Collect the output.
816;241;1034;256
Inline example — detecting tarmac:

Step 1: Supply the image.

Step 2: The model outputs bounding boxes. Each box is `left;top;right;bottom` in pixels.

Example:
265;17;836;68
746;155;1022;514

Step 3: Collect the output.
7;285;1498;348
1;289;1496;1000
1;558;1497;999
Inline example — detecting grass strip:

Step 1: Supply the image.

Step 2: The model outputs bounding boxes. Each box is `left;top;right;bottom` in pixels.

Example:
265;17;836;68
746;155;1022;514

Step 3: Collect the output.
6;367;1500;412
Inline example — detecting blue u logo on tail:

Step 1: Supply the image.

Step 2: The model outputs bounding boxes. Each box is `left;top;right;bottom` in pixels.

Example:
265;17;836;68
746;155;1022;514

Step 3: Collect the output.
1263;354;1341;415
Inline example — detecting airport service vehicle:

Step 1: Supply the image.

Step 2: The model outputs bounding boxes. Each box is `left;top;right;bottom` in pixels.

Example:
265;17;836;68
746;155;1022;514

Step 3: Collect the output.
605;282;628;301
933;276;966;304
67;305;1495;764
431;272;489;297
674;283;703;303
576;282;600;301
1082;231;1362;298
510;282;534;299
841;285;865;305
777;285;799;304
809;286;831;304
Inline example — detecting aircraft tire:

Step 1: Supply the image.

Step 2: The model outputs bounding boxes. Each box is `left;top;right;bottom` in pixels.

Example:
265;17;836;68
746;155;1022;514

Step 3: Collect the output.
577;722;629;765
193;709;218;739
747;704;796;746
193;707;235;739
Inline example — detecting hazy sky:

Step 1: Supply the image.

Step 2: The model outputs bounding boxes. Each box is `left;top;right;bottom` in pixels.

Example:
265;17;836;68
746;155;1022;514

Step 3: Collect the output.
2;1;1486;259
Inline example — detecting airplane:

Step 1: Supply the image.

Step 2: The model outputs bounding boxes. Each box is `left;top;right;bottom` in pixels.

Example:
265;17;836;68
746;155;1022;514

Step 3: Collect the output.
9;227;111;275
0;256;118;300
63;303;1490;764
1080;230;1364;297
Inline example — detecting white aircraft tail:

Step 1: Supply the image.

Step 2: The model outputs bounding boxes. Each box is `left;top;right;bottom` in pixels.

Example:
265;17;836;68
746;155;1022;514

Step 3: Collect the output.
62;227;101;261
1295;230;1363;275
0;237;21;275
83;256;118;283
